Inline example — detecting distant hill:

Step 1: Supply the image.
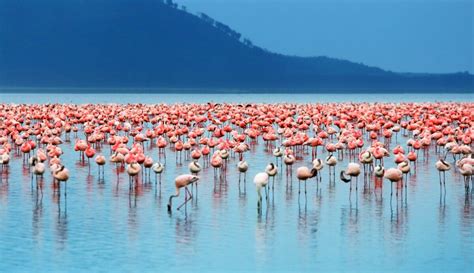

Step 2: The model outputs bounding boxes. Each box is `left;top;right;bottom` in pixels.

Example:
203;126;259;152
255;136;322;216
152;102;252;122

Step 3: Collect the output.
0;0;472;91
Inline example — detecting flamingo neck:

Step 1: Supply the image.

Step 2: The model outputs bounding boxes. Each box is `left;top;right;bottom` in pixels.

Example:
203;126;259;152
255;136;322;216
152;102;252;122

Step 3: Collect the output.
168;189;180;210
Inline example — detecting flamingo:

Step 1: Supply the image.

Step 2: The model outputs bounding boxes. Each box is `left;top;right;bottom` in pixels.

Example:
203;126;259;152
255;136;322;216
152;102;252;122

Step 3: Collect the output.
143;156;154;180
254;172;269;211
126;162;141;188
237;160;248;184
384;168;403;196
189;160;201;175
31;157;45;185
435;159;450;187
265;163;278;189
397;161;410;187
283;154;295;176
273;146;284;164
53;165;70;195
167;174;199;212
312;158;324;183
374;165;385;178
325;153;337;175
0;153;10;173
95;154;106;178
211;153;223;178
359;150;374;175
296;166;317;194
152;162;165;186
85;145;96;166
340;163;361;190
458;163;472;193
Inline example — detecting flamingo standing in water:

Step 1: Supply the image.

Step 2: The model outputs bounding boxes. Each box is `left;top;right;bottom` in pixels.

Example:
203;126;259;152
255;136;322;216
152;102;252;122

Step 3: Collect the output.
435;159;450;187
458;163;472;192
283;154;295;177
151;162;164;185
95;154;106;179
0;152;10;173
254;172;269;211
211;153;223;178
397;161;410;187
237;160;249;184
374;165;385;178
265;163;278;189
296;166;317;194
340;163;361;190
359;150;374;175
384;167;403;196
167;174;199;212
273;147;284;164
189;160;201;175
312;158;324;183
53;165;70;195
85;145;96;167
126;162;141;189
325;153;337;176
31;157;45;185
143;156;154;181
188;160;202;193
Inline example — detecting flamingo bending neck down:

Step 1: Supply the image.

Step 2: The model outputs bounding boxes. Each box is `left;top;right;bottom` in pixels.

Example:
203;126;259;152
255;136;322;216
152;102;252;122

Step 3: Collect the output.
340;163;361;191
254;172;269;212
167;174;199;212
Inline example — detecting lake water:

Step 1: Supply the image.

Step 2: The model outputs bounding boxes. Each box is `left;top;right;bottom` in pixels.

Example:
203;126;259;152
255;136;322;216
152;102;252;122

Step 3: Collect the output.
0;92;473;272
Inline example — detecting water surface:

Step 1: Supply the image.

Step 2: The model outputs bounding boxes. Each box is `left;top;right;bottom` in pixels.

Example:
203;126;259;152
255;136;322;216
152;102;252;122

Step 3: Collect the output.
0;92;472;272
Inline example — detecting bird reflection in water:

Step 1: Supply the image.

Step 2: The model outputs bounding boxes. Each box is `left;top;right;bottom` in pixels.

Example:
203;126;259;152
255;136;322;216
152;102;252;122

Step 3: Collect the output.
390;187;408;240
86;174;94;193
32;187;43;242
462;193;472;225
340;199;359;241
54;190;68;250
174;216;196;247
0;178;9;204
0;165;9;183
438;188;447;232
254;218;267;265
128;189;139;239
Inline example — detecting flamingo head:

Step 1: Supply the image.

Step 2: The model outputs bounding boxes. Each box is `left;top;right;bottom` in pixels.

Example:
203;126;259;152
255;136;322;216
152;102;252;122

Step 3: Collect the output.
189;175;199;183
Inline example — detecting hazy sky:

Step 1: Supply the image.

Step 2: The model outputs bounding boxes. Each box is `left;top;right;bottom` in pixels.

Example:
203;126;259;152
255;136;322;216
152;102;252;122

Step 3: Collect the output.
177;0;473;73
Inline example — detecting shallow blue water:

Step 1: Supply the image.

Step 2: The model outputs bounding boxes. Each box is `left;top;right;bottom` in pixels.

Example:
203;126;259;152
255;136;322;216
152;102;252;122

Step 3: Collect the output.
0;92;473;272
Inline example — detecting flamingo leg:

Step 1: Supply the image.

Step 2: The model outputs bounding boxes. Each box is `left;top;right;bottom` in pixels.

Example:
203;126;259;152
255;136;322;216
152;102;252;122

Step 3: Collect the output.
177;187;193;210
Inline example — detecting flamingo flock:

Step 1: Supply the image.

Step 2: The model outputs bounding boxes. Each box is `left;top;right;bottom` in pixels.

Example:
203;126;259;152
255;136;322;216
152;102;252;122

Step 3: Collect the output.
0;102;472;213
